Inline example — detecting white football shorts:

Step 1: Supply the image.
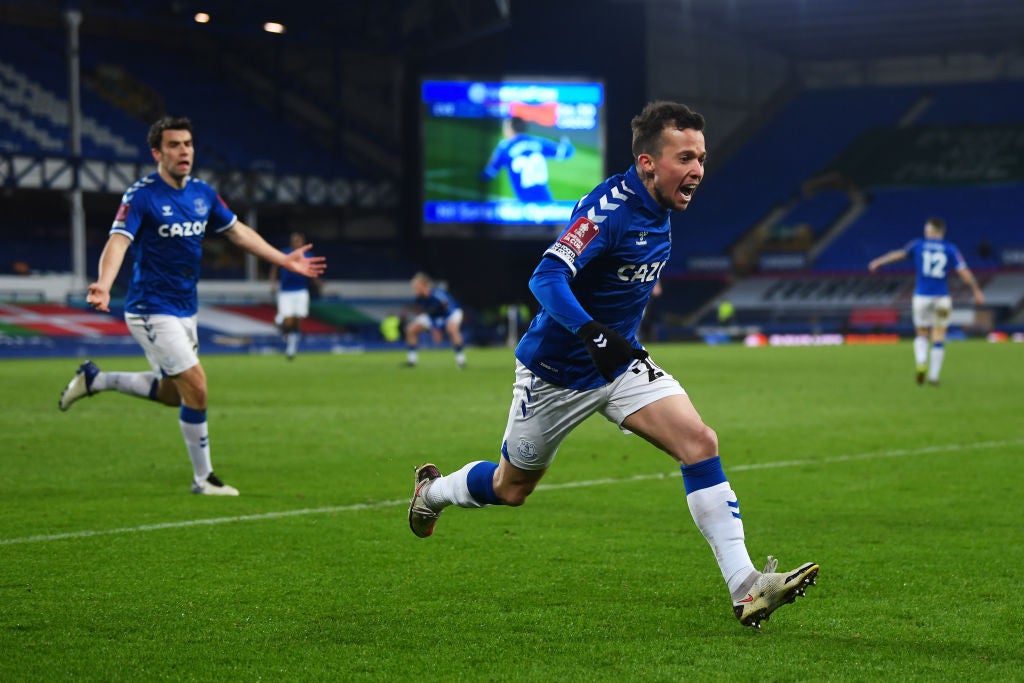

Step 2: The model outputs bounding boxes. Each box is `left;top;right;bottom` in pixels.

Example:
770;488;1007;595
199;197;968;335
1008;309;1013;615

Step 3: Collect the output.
410;308;463;330
276;289;310;323
125;313;200;377
911;294;952;329
500;355;687;471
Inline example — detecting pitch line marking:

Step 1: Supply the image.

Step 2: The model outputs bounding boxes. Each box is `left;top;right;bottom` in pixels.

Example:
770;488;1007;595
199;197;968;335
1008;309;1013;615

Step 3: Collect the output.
3;437;1021;546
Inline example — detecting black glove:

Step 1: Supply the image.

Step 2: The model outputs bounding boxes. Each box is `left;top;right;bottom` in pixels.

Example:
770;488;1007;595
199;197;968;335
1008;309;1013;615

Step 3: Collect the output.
576;320;649;382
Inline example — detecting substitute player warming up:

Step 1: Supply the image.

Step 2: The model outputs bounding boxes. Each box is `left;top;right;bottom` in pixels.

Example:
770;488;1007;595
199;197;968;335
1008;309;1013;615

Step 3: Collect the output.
407;101;818;628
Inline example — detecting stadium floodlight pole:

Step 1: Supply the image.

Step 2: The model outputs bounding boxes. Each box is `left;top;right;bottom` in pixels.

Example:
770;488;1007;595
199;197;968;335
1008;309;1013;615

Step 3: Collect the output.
66;8;87;295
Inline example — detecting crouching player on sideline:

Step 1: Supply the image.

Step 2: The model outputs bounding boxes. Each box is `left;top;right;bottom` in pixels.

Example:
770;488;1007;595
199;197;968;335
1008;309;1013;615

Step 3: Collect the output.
59;115;326;496
407;101;819;628
404;272;466;369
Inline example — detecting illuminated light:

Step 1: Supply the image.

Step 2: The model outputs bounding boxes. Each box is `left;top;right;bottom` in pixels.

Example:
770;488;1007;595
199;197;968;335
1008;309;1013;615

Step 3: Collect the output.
263;21;286;34
194;12;210;24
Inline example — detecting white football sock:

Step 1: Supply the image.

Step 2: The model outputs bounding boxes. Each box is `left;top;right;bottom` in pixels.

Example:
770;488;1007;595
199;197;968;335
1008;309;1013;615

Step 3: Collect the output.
686;481;756;599
913;335;929;367
425;461;489;509
92;371;159;399
928;343;945;382
179;410;212;481
285;332;300;357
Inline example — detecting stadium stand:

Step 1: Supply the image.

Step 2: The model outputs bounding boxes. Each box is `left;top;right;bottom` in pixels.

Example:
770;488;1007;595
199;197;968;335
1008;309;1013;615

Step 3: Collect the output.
0;41;146;161
914;80;1024;124
0;22;354;175
2;3;1023;354
677;79;1024;334
674;86;922;269
678;80;1024;276
812;184;1017;272
775;189;851;241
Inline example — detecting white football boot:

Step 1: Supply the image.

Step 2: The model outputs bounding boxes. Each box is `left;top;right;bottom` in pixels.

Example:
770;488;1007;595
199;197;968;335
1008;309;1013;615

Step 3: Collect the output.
408;463;442;537
733;556;819;628
191;472;240;496
59;360;100;411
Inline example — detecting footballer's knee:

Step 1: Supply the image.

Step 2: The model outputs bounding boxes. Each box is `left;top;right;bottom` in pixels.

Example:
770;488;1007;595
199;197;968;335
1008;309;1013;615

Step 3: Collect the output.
155;378;180;407
170;370;208;409
687;424;719;463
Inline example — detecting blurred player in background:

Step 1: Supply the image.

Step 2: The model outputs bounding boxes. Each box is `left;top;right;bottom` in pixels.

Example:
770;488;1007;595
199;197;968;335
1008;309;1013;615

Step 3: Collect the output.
869;216;984;385
404;272;466;369
480;116;574;202
58;115;326;495
409;101;819;628
270;231;320;360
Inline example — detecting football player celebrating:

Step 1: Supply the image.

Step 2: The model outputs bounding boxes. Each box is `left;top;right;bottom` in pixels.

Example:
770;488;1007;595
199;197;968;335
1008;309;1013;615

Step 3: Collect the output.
869;217;985;385
59;116;325;495
409;101;818;628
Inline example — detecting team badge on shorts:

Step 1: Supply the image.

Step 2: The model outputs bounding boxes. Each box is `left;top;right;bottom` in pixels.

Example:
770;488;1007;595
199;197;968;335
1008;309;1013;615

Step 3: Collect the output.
517;439;539;464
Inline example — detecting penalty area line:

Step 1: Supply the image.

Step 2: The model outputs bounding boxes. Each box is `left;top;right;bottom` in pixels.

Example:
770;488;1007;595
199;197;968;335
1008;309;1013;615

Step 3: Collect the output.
2;437;1021;546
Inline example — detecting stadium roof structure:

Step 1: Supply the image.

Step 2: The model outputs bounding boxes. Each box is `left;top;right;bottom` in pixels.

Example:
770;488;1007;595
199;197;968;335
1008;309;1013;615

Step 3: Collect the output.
676;0;1024;61
3;0;1023;62
0;0;514;56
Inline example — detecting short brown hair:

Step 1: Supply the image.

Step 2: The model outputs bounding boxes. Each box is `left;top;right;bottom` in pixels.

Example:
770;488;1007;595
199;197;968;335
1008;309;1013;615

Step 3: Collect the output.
147;116;193;151
631;101;705;160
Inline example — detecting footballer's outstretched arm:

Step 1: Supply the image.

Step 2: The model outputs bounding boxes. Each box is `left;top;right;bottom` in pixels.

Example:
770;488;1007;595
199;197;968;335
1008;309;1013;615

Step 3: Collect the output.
87;233;131;312
868;249;907;272
224;222;326;278
957;265;985;305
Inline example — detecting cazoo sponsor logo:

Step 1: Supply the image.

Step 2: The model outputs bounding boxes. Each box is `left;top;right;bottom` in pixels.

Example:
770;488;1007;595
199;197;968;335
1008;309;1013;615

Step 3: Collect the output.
158;221;207;238
617;260;666;283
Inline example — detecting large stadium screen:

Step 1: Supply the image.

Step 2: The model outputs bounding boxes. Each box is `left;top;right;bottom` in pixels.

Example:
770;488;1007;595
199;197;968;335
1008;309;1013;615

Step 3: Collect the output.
421;78;605;238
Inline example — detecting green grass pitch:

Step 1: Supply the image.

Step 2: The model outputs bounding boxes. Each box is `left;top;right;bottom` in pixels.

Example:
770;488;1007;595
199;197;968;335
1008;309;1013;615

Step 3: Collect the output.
1;340;1022;681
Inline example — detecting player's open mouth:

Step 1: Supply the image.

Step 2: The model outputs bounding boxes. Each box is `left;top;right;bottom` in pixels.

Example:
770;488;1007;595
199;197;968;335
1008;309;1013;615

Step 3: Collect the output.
680;183;698;198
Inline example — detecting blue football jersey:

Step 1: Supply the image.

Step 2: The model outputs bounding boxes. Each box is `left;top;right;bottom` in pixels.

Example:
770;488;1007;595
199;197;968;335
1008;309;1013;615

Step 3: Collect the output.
904;238;967;297
279;248;312;292
482;134;573;202
417;287;460;325
515;165;670;390
111;173;237;316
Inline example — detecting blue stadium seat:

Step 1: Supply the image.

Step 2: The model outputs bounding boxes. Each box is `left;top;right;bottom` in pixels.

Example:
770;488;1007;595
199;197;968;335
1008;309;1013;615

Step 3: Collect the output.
813;185;1016;272
675;86;921;267
0;23;355;176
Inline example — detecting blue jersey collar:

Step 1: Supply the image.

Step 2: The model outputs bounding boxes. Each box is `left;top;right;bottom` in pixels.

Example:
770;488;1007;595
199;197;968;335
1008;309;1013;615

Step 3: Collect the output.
624;165;670;219
152;171;192;191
